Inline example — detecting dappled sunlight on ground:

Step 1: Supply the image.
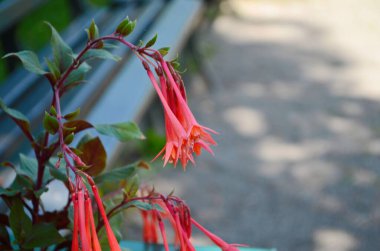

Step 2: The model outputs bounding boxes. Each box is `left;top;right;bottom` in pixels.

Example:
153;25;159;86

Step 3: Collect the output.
313;229;358;251
223;106;267;137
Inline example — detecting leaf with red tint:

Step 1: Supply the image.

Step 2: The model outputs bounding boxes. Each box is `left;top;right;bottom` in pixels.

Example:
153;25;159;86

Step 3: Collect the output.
77;136;107;176
39;211;70;229
63;120;93;138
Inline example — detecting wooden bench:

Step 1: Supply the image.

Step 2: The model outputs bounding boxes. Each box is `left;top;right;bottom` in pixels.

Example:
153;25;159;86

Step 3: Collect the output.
0;0;204;163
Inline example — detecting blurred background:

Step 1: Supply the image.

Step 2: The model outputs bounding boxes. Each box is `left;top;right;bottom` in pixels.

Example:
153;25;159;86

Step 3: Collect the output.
1;0;380;251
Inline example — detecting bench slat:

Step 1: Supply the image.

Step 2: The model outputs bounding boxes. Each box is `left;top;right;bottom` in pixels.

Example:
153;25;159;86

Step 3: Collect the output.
0;0;48;33
0;1;158;160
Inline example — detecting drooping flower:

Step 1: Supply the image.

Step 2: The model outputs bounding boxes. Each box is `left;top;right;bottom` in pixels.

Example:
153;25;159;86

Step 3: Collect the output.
71;176;121;251
91;182;121;251
71;193;79;251
85;194;102;251
143;59;217;169
141;209;158;243
155;211;170;251
134;191;246;251
191;218;247;251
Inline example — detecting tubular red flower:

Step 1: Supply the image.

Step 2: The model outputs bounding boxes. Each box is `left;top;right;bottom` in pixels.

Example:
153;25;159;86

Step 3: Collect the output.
174;212;186;251
77;190;91;251
71;193;79;251
141;210;158;244
151;210;159;243
85;195;102;251
71;176;121;251
141;210;150;243
91;184;121;251
146;68;187;166
155;211;170;251
191;218;245;251
145;60;217;169
174;211;196;251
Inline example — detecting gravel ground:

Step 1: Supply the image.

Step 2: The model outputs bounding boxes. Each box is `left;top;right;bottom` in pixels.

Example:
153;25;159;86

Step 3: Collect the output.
143;1;380;250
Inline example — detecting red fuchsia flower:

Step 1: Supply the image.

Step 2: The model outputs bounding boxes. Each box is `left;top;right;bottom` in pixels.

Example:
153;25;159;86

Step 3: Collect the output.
141;209;158;243
71;193;79;251
90;180;121;251
191;218;247;251
133;191;246;251
152;194;196;251
155;210;170;251
85;194;102;251
71;176;121;251
143;59;217;169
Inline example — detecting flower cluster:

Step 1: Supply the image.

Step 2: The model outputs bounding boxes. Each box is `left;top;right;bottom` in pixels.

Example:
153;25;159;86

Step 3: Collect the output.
70;174;121;251
138;191;245;251
141;53;217;169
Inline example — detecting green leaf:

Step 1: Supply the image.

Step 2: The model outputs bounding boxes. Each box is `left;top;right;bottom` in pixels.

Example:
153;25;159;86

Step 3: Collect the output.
45;57;61;79
145;33;157;48
0;98;31;134
23;223;64;248
95;122;145;142
8;175;34;193
34;187;48;198
49;106;57;116
94;163;137;184
116;16;130;34
153;204;166;213
64;132;74;144
18;154;38;180
123;174;140;199
18;154;52;186
43;111;59;134
3;50;47;75
81;49;121;62
46;22;74;72
48;158;67;183
117;200;152;213
86;19;99;41
158;47;170;57
120;20;136;37
0;187;20;196
9;199;32;245
77;136;107;176
63;108;80;121
170;61;181;71
65;62;91;86
49;166;67;182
